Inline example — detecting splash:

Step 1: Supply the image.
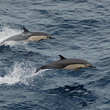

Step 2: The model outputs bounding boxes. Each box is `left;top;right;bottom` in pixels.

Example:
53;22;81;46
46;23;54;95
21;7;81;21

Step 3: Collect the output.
0;62;46;85
0;26;21;46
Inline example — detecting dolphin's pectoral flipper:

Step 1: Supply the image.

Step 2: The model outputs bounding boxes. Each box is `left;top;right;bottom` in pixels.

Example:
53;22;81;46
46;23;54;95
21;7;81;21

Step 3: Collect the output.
37;39;43;43
59;55;66;60
73;68;81;72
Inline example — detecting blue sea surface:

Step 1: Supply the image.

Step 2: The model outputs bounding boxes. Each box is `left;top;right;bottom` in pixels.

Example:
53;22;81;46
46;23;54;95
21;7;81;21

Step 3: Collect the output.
0;0;110;110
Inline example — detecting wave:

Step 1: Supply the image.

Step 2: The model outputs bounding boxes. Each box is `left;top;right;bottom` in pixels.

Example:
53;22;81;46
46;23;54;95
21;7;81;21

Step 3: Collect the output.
0;26;22;46
0;61;46;85
79;19;101;26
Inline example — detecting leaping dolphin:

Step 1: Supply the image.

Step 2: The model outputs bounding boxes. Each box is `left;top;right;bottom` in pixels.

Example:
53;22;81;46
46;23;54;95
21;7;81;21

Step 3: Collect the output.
35;55;96;73
1;27;55;44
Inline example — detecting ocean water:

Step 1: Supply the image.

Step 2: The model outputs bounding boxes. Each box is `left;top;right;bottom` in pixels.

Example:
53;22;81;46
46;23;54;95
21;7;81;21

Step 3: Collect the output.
0;0;110;110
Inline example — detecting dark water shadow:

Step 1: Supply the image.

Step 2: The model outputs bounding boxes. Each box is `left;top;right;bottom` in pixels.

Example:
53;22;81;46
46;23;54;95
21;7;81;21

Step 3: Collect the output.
0;45;11;52
45;84;97;109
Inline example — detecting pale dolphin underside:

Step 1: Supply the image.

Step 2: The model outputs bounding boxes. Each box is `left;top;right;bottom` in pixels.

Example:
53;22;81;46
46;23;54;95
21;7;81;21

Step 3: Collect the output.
1;27;54;44
35;55;96;72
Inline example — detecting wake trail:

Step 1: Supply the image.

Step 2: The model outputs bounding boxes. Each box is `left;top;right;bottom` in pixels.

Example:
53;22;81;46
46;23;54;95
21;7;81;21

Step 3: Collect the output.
0;62;47;85
0;26;21;46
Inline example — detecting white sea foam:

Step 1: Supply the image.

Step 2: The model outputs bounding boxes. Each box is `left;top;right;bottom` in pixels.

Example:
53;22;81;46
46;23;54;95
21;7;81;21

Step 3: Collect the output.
0;62;46;85
0;26;21;46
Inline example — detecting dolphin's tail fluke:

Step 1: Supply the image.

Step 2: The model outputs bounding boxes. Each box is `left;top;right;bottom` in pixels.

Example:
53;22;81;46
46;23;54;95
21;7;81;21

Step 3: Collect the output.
35;66;40;73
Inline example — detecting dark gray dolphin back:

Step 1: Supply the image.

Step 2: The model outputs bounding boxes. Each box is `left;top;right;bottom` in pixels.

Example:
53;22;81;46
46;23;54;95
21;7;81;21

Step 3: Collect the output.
40;55;91;69
23;27;52;37
58;55;91;65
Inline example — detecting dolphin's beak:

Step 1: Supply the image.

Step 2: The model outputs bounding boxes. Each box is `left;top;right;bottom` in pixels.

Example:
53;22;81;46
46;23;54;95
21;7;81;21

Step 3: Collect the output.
90;65;96;68
49;36;55;39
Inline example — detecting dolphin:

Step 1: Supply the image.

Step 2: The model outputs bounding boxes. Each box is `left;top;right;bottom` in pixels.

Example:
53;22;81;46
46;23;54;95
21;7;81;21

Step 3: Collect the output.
1;27;54;44
35;55;96;73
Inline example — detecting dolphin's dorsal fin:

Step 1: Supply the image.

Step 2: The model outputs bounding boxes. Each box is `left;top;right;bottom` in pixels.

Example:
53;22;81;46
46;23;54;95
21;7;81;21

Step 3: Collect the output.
59;55;66;60
23;27;29;33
